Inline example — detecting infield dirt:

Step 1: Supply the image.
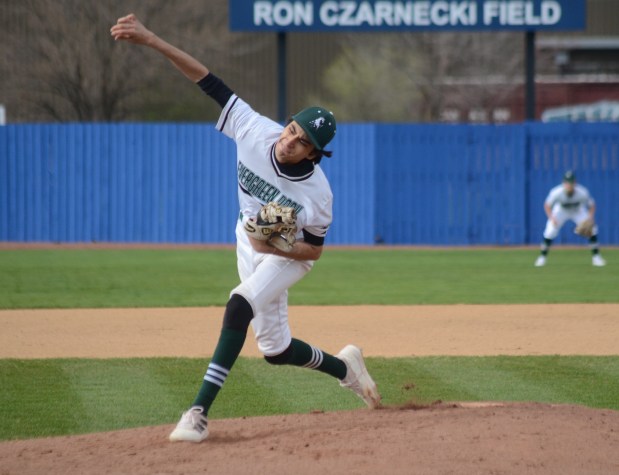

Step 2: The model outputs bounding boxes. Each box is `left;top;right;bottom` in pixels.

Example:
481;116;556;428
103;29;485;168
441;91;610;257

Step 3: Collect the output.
1;304;618;474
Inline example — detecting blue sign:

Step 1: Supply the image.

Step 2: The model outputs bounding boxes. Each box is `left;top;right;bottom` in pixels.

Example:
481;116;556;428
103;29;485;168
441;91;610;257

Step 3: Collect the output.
229;0;586;32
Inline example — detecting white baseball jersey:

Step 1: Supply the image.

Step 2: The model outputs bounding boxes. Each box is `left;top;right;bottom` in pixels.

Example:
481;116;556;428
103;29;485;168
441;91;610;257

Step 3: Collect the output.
544;183;594;212
216;95;333;243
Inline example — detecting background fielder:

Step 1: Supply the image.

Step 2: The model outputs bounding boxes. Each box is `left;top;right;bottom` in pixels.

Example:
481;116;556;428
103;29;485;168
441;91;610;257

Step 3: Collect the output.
111;13;381;444
535;170;606;267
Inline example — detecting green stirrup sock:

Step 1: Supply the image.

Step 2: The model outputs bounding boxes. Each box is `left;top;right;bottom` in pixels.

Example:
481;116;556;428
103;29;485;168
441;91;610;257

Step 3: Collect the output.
192;328;247;414
289;338;347;380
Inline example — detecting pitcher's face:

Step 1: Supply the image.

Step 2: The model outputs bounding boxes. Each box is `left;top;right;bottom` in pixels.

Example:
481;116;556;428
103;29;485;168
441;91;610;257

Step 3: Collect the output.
275;121;315;164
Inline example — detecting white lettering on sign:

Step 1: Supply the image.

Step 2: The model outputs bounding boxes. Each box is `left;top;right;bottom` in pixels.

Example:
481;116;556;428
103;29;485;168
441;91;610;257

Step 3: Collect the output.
254;1;562;29
337;2;358;26
483;1;561;26
356;2;376;25
414;2;430;26
431;2;449;26
375;2;394;25
254;1;313;26
451;2;477;26
320;1;476;27
393;2;413;25
320;1;339;26
541;1;561;24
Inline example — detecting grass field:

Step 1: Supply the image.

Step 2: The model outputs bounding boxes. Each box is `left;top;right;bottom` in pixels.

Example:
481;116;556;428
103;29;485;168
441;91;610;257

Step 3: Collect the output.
2;356;619;440
1;247;618;308
1;247;618;441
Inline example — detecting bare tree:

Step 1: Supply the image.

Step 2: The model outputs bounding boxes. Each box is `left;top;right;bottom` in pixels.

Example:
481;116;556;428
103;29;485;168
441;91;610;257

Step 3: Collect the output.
313;31;523;122
308;33;424;121
415;32;523;122
2;0;147;121
0;0;267;122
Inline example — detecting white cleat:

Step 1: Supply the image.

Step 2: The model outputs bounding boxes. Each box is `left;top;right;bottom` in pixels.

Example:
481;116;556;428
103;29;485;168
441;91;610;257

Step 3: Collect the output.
337;345;382;409
169;406;209;443
592;255;606;267
534;255;546;267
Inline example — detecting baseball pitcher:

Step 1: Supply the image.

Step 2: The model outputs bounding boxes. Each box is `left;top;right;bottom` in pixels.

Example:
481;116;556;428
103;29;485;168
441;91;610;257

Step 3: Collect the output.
111;14;381;443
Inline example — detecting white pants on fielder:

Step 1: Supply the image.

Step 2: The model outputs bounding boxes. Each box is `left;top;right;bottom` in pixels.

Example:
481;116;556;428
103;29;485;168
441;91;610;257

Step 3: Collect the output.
543;205;597;240
231;220;313;357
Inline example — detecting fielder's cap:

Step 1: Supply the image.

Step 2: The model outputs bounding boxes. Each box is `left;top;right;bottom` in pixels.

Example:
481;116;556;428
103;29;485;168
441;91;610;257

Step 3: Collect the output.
563;170;576;183
292;106;336;151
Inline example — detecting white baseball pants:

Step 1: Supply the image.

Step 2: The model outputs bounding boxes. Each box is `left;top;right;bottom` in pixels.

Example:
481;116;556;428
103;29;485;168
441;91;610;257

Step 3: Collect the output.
543;205;597;239
231;220;314;356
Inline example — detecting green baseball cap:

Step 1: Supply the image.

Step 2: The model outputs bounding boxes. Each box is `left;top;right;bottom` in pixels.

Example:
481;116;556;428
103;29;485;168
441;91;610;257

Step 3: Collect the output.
563;170;576;183
292;106;336;151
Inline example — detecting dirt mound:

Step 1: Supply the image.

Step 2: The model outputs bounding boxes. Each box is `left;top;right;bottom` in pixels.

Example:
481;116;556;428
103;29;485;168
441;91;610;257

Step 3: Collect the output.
1;402;618;475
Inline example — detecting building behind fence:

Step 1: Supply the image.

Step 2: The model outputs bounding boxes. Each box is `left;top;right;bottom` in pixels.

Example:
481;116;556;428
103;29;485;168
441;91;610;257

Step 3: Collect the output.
1;122;618;245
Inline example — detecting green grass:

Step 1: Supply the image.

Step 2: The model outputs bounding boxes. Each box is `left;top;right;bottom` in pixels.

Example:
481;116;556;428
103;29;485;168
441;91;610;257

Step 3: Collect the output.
1;247;617;308
1;356;618;441
0;249;238;308
297;247;619;304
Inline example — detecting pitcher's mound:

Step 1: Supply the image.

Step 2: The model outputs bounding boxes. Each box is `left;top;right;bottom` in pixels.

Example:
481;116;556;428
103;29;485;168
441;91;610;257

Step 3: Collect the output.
1;402;618;475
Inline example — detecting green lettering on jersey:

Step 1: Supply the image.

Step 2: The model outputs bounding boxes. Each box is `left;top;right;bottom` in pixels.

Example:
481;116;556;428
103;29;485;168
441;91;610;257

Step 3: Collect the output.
238;162;280;203
237;161;304;214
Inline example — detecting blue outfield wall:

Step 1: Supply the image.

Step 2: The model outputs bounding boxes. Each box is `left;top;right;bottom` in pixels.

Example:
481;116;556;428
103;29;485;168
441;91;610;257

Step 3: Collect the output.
373;124;527;245
1;122;618;245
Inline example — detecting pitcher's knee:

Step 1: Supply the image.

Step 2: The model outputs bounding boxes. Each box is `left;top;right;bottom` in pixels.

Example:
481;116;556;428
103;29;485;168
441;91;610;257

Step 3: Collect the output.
222;294;254;332
264;344;292;365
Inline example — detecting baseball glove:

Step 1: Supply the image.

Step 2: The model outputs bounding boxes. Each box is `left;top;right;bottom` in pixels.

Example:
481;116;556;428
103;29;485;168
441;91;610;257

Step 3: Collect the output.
243;202;297;252
269;225;297;252
259;202;296;225
574;218;595;238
